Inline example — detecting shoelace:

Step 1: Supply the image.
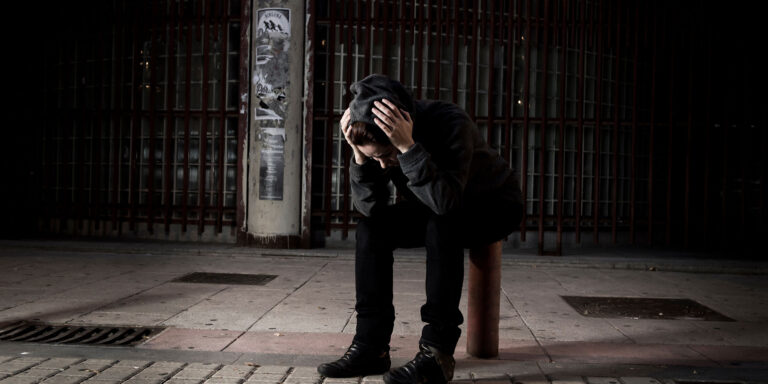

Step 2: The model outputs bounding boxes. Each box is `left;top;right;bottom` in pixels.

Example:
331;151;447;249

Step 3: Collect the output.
401;346;433;373
341;343;361;361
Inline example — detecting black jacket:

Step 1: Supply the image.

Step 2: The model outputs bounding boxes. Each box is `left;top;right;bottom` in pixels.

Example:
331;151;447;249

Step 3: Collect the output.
348;75;523;246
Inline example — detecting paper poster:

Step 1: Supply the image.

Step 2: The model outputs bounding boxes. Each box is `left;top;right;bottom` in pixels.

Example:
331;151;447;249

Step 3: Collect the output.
254;8;291;200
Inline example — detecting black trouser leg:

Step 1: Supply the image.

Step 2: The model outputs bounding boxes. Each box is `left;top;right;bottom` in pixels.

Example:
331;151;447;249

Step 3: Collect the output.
353;214;396;349
353;202;426;348
419;212;464;355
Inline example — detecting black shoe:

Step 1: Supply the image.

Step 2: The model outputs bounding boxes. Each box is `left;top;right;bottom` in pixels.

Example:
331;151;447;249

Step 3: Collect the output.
383;344;455;384
317;341;391;378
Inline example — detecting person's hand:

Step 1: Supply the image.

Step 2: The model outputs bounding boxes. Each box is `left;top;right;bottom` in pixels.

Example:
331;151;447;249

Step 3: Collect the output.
372;99;415;154
340;108;367;165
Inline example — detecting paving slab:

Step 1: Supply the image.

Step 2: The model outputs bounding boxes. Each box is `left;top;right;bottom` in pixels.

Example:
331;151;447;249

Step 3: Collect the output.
2;241;768;384
540;342;711;366
140;329;243;352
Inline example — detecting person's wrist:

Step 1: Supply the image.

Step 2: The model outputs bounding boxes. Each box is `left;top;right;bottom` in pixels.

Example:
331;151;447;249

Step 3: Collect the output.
397;141;415;154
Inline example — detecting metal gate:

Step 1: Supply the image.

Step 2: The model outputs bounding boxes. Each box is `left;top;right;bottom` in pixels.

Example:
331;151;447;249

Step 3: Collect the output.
40;0;243;241
307;0;767;254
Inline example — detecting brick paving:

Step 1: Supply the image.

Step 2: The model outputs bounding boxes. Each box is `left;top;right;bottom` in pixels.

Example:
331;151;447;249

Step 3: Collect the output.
1;356;758;384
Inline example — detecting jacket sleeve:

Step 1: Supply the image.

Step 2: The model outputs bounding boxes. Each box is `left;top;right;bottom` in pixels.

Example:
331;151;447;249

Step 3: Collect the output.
350;157;391;217
397;117;474;215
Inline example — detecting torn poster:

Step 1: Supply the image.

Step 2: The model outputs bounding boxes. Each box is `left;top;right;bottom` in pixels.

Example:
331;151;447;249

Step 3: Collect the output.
253;8;291;201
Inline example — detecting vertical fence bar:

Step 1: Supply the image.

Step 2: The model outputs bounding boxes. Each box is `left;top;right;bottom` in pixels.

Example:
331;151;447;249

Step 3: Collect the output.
468;1;478;121
665;18;673;247
702;21;712;245
148;0;160;233
520;0;531;241
342;3;353;239
538;0;550;255
433;0;442;101
416;0;424;96
364;0;371;75
381;0;389;75
165;0;178;233
182;3;193;233
129;17;142;231
111;13;124;232
198;0;211;234
487;0;495;145
448;0;456;102
216;4;229;234
592;0;603;244
398;0;406;83
94;15;105;232
503;0;513;165
721;124;728;248
647;6;657;245
611;0;621;244
555;0;567;255
629;0;638;244
323;0;336;236
574;0;585;243
684;23;693;248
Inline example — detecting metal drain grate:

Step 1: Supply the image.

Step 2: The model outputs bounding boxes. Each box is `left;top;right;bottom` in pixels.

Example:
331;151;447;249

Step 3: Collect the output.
562;296;735;321
0;321;164;346
172;272;278;285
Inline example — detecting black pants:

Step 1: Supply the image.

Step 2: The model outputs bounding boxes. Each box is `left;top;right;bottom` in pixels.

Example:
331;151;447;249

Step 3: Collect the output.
352;199;521;355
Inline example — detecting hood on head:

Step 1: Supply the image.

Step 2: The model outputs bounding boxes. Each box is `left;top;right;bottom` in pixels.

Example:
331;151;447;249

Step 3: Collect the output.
348;74;414;127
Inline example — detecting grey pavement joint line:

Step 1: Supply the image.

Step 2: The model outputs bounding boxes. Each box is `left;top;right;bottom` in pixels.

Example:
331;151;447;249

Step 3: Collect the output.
502;288;553;364
236;365;259;383
173;363;222;382
157;286;232;328
0;356;52;377
241;262;329;336
280;368;294;384
43;359;121;384
124;361;187;384
337;266;355;334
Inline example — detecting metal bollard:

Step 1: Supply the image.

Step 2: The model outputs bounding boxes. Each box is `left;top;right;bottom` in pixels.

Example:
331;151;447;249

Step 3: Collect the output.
466;240;502;358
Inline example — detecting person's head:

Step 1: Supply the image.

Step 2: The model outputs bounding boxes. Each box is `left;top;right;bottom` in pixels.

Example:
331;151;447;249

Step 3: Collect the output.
347;121;399;168
346;74;414;168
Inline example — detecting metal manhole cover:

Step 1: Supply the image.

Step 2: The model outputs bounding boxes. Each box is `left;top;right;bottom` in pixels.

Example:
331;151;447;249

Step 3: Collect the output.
172;272;277;285
0;320;164;346
561;296;735;321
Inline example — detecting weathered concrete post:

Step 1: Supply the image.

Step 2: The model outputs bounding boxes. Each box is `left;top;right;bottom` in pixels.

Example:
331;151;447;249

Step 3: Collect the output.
466;240;502;358
241;0;308;247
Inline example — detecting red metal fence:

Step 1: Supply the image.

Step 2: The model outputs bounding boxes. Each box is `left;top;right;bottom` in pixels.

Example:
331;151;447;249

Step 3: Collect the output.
28;0;766;252
40;0;242;240
308;0;767;254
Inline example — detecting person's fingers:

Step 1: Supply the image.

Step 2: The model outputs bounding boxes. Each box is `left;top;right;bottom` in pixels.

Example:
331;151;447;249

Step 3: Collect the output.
401;110;411;123
372;107;393;129
373;117;392;135
380;99;402;119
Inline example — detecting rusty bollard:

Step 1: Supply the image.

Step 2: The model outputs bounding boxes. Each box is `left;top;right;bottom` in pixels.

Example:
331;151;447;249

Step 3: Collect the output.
466;240;502;358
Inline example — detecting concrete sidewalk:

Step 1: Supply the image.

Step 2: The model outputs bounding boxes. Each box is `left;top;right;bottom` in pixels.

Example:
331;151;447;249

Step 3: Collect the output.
1;240;767;383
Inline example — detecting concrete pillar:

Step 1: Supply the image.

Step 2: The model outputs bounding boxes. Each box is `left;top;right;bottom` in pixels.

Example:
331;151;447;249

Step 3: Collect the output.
241;0;307;247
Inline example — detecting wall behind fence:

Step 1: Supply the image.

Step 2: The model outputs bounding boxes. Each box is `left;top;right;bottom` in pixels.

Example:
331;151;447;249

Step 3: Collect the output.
307;0;767;255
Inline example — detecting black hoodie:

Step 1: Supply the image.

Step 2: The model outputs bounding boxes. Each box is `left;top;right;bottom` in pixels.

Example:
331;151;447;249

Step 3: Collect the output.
348;74;523;246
